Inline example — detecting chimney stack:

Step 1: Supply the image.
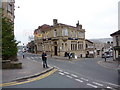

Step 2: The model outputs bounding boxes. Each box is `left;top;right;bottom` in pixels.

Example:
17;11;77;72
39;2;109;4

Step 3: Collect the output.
76;20;82;29
53;19;58;26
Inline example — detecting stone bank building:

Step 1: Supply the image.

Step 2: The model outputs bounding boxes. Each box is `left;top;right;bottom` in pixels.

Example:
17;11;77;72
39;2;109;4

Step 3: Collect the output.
34;19;86;57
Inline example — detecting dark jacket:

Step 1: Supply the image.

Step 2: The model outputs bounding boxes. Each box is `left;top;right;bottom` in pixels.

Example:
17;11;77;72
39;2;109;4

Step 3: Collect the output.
42;53;47;60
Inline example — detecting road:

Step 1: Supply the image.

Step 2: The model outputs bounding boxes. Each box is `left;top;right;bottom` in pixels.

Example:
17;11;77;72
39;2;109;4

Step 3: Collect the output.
3;52;119;89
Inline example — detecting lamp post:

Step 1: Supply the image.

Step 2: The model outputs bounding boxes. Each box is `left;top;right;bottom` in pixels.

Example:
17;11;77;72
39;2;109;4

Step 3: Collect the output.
51;42;53;57
22;43;25;59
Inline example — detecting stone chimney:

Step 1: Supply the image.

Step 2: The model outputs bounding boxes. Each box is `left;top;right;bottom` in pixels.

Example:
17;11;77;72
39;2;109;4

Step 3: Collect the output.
76;20;79;27
76;20;82;29
53;19;58;26
79;24;82;29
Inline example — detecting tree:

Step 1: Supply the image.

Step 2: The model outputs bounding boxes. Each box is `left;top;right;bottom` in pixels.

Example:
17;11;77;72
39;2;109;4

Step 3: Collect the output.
2;17;18;61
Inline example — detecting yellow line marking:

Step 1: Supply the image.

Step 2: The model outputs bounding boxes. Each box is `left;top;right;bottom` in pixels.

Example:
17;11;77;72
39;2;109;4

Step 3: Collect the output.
0;68;57;87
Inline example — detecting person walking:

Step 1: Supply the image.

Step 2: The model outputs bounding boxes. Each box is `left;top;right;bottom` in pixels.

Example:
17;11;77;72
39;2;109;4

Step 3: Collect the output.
68;52;72;59
22;48;25;59
42;51;48;68
104;53;107;62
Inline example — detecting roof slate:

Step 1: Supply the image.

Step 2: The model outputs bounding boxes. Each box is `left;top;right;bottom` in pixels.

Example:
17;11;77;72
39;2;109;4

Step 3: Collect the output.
110;30;120;36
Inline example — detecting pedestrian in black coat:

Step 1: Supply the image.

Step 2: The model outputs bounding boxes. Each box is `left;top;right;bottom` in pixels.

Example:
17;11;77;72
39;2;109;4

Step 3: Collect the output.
104;53;107;62
42;51;48;68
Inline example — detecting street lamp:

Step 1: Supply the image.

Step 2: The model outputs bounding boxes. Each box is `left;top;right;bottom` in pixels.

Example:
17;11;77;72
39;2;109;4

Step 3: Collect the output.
51;42;53;57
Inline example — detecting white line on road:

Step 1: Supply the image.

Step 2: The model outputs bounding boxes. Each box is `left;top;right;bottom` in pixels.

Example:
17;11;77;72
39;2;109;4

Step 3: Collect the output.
66;75;73;78
58;70;63;72
59;72;64;75
105;82;120;87
26;57;31;60
64;72;69;74
71;74;78;78
87;83;98;88
75;79;83;82
106;86;112;89
37;57;42;59
92;82;103;86
31;57;34;59
81;78;88;81
35;57;39;59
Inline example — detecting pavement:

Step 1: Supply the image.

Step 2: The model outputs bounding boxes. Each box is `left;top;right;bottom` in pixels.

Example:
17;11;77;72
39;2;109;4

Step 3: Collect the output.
97;59;120;70
2;56;54;83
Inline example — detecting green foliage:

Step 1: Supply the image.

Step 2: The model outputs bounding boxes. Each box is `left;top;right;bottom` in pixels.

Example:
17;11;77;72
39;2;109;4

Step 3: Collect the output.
2;17;18;60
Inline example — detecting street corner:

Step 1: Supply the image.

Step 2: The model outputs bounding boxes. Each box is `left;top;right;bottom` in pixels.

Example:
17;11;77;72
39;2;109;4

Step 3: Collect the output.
97;60;120;70
0;67;58;87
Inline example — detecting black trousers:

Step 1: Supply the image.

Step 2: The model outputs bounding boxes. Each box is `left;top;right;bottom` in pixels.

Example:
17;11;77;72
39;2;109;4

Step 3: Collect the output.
42;59;48;68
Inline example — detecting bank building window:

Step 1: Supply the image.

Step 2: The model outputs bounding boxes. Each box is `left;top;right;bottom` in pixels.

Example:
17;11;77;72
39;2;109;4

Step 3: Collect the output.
54;29;57;37
62;28;68;36
7;3;12;13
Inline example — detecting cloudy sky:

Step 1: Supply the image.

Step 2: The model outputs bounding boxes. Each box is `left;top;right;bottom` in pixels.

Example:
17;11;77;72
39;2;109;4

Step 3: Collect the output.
14;0;119;45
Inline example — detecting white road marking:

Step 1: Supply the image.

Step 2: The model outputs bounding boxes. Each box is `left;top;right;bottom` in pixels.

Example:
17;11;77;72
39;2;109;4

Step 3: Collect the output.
87;83;98;88
58;70;63;72
75;79;83;82
71;74;78;78
35;57;39;59
105;82;120;87
106;86;112;89
37;57;42;58
59;72;64;75
64;72;69;74
92;82;103;86
31;57;34;59
66;75;73;78
81;78;88;81
37;57;42;59
26;57;31;60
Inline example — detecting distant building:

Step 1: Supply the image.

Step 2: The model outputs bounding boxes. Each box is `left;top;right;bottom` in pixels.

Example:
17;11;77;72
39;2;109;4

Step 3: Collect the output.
101;41;113;58
110;30;120;60
94;43;104;58
85;39;95;58
34;19;86;57
27;41;35;53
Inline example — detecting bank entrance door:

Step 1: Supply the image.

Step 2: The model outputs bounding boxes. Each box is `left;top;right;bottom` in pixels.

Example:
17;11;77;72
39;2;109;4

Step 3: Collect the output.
54;46;57;55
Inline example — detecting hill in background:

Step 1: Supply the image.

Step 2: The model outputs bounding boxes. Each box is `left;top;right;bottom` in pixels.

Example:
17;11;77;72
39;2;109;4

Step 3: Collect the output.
89;38;113;43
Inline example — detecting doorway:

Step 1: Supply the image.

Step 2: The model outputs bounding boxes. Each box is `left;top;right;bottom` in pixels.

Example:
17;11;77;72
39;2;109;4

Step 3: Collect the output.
54;46;57;55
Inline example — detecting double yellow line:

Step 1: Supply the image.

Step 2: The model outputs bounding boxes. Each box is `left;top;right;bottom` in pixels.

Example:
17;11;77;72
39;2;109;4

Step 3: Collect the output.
0;69;57;87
